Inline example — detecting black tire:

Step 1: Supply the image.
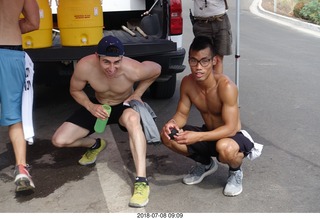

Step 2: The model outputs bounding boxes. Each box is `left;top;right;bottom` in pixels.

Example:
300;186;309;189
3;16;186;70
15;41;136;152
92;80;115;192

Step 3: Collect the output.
150;74;176;99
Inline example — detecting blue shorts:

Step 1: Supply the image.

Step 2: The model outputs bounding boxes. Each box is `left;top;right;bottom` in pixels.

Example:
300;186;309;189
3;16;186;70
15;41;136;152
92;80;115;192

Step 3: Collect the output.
0;48;25;126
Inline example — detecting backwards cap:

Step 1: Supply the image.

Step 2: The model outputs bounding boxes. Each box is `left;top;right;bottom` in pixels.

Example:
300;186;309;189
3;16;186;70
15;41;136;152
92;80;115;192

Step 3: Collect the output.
97;35;125;57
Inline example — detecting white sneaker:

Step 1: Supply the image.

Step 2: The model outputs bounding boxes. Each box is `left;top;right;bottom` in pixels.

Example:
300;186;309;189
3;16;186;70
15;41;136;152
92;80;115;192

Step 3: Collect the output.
223;169;243;196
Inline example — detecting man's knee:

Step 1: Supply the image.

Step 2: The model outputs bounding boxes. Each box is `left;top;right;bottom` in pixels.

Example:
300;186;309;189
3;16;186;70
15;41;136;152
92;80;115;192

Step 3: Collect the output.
51;134;68;148
216;138;238;161
121;110;141;128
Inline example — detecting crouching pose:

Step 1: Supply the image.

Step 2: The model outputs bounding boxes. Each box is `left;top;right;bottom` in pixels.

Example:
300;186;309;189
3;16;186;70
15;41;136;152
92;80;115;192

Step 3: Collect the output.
161;36;262;196
52;35;161;207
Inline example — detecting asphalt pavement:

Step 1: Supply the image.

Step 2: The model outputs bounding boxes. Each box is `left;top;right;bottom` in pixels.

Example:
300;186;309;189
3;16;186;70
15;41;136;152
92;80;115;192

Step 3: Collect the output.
1;0;320;217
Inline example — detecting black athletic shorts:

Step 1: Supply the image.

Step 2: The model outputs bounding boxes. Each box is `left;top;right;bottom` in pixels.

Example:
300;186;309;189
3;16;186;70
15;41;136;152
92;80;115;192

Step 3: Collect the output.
66;98;131;135
184;124;254;158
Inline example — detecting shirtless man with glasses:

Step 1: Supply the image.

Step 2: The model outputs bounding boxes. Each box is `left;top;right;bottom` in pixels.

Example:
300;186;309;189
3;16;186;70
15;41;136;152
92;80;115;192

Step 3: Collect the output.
161;36;262;197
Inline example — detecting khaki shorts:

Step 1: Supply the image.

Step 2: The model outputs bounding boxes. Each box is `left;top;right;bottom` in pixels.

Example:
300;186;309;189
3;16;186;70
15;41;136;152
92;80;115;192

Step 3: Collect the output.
193;13;232;56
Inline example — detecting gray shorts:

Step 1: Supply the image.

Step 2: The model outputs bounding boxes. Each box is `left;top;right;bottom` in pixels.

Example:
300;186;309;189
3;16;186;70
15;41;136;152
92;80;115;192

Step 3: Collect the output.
193;13;232;56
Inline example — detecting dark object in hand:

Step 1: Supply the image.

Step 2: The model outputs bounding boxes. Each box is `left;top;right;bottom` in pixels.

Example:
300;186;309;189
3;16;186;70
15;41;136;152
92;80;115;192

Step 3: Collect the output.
169;128;178;140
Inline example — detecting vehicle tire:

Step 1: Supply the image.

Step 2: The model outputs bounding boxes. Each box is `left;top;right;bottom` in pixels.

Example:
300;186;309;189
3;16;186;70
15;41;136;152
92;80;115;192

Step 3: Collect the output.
150;74;176;99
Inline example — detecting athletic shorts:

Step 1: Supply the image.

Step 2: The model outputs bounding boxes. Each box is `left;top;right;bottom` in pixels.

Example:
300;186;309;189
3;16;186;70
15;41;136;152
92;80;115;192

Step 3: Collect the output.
0;47;25;126
193;13;232;56
66;99;131;135
184;124;254;159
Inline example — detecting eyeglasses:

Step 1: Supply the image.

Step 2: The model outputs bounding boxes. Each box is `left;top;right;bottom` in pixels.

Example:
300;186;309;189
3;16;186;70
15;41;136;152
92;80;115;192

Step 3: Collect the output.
188;57;212;67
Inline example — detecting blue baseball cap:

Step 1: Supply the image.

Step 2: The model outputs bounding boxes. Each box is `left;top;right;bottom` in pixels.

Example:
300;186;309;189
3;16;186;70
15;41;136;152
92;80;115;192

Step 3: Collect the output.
97;35;125;57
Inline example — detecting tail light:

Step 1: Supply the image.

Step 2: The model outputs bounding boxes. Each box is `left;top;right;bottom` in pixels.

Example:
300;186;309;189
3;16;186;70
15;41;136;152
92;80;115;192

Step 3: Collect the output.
169;0;183;35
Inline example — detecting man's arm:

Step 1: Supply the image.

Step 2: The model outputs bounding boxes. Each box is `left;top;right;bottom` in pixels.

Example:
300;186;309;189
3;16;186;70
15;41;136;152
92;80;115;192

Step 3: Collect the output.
171;76;192;128
162;76;192;140
20;0;40;34
127;60;161;100
69;60;96;113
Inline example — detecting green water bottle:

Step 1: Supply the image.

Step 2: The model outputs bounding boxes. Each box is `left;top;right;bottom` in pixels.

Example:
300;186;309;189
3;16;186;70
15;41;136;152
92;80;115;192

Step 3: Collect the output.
94;104;112;133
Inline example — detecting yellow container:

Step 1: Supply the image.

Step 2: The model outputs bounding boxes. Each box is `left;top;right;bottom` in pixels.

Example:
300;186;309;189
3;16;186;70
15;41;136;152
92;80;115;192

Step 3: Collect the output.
21;0;53;49
57;0;103;46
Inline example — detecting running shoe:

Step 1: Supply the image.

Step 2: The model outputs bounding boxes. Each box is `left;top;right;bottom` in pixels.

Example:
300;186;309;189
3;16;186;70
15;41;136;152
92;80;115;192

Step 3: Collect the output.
79;139;106;165
183;158;218;185
223;169;243;196
14;164;35;192
129;182;150;208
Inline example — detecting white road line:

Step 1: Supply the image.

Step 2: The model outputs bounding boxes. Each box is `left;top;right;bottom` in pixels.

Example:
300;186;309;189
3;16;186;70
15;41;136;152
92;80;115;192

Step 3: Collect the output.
93;126;146;213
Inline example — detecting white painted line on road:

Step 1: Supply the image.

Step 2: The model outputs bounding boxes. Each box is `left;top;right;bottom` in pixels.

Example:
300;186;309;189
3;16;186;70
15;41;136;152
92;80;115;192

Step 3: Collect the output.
250;0;320;38
94;126;146;213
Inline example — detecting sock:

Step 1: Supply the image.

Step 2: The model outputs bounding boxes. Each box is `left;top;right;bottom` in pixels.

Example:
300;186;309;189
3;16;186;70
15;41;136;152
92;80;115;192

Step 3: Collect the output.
229;166;241;172
135;176;149;185
90;138;101;150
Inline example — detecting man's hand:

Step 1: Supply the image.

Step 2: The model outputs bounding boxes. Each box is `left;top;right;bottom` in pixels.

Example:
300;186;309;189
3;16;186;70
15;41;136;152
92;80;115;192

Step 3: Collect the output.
173;130;200;145
124;94;143;105
89;104;110;119
161;120;180;141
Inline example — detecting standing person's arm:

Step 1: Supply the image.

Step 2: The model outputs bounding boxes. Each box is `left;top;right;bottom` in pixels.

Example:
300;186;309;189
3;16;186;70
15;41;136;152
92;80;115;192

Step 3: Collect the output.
20;0;40;34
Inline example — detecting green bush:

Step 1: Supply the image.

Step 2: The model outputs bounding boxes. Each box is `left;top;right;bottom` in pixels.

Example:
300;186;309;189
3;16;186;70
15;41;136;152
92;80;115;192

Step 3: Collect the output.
293;1;305;18
299;0;320;25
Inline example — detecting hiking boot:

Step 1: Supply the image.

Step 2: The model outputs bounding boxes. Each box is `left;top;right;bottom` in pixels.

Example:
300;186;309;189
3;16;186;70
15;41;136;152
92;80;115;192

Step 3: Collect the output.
182;158;218;185
223;169;243;196
14;164;35;192
129;182;150;208
78;139;106;165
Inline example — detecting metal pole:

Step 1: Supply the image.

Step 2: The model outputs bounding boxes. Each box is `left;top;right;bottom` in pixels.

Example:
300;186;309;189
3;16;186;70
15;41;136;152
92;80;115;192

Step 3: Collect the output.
235;0;240;104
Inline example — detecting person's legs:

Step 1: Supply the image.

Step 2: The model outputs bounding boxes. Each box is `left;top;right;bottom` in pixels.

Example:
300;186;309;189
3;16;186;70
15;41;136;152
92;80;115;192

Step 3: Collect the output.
161;125;219;185
216;133;253;196
52;121;107;165
120;108;147;177
0;49;35;192
52;121;94;148
119;108;149;207
213;14;232;75
216;138;244;169
9;122;35;192
9;123;27;165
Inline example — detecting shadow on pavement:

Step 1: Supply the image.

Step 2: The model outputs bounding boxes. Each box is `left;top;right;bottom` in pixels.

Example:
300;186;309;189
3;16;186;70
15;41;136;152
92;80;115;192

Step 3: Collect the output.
0;138;95;202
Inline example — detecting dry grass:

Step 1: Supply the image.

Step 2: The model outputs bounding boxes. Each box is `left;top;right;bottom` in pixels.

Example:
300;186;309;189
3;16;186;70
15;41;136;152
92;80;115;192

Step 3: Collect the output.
262;0;298;17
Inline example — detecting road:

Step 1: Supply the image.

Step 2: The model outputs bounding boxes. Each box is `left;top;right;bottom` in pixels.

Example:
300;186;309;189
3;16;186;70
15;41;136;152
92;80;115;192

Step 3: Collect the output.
1;0;320;215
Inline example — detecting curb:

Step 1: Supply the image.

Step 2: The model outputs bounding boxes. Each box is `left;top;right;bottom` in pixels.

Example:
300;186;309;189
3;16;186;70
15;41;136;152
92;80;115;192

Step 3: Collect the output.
250;0;320;38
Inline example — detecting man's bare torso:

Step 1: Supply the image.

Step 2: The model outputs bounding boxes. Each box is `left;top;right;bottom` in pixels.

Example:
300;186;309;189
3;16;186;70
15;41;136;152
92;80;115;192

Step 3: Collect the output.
77;55;136;106
185;73;241;131
0;0;24;45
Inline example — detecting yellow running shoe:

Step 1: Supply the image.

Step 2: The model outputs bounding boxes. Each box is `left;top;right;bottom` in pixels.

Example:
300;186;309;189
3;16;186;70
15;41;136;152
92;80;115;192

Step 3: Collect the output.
129;182;150;208
78;139;106;165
